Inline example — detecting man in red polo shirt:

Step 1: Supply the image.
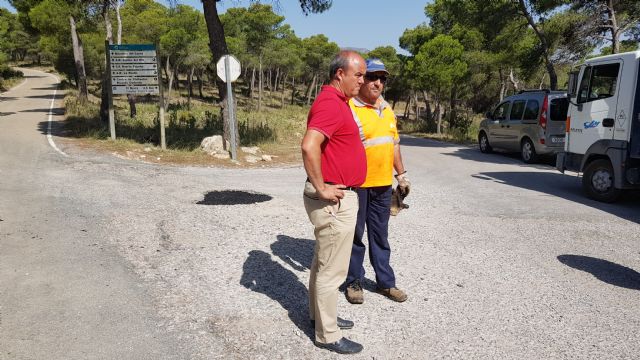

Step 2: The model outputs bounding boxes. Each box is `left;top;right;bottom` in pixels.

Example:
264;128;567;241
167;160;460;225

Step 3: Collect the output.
301;50;366;355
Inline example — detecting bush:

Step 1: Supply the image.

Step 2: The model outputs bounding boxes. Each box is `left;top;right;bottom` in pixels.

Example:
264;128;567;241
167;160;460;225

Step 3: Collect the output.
0;66;24;79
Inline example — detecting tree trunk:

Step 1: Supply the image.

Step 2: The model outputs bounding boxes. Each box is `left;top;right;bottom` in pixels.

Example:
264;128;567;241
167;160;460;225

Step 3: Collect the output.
202;0;228;102
290;76;296;105
403;94;411;120
127;94;137;118
187;66;194;109
116;0;122;45
539;73;546;89
449;86;458;129
197;70;204;98
250;67;255;99
274;68;280;92
69;15;88;103
100;0;113;123
516;0;557;90
305;74;317;106
280;73;287;108
165;56;178;111
114;0;134;117
499;68;507;101
258;55;263;111
202;0;237;149
606;0;620;54
436;96;442;135
508;67;520;92
414;92;420;121
422;90;431;122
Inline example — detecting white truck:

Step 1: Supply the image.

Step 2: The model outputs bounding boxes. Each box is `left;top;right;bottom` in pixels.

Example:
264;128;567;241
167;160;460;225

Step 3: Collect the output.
556;50;640;202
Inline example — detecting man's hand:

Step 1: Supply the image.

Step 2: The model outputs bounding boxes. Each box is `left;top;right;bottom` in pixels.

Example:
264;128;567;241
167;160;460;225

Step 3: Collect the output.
396;173;411;197
317;184;346;203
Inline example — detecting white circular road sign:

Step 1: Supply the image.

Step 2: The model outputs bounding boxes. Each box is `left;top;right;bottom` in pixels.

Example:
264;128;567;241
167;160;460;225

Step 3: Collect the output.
217;55;241;83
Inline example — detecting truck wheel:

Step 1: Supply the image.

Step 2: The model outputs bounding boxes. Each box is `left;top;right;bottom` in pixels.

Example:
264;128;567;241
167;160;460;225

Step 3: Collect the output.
521;138;537;164
479;132;492;153
582;159;621;203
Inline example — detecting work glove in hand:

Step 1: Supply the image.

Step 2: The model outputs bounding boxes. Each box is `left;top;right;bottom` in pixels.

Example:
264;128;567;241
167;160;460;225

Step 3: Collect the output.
396;173;411;197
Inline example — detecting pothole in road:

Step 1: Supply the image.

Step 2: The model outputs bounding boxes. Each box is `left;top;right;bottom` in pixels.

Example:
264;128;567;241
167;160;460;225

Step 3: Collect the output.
196;190;272;205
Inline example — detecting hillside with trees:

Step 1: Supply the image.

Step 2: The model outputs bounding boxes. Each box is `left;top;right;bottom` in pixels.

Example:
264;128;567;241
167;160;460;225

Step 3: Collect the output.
0;0;639;159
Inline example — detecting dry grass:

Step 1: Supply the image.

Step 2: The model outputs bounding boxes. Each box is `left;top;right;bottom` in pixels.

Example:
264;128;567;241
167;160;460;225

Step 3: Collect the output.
62;87;306;167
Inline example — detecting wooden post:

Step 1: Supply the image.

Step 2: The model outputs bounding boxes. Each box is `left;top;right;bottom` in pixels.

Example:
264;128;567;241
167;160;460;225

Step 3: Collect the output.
157;46;166;150
105;41;116;140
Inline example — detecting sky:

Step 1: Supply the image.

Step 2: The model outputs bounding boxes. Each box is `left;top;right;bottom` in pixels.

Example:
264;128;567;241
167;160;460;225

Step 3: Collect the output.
0;0;431;55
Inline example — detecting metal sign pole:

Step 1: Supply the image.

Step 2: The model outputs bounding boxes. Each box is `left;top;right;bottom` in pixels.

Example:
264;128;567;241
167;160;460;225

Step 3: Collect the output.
105;40;116;140
224;55;237;160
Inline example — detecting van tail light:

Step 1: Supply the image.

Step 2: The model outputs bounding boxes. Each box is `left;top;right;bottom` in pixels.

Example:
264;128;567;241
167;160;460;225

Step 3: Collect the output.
539;95;548;130
566;116;571;133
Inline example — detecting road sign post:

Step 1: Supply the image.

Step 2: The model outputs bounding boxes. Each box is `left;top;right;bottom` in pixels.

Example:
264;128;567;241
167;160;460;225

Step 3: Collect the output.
107;44;163;147
105;41;115;140
217;55;241;161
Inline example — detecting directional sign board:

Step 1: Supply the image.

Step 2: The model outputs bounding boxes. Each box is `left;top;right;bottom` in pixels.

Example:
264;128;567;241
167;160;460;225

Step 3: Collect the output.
217;55;241;83
109;44;159;94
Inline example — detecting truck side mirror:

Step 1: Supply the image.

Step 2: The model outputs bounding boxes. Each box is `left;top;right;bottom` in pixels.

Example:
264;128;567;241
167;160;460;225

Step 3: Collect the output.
567;71;578;98
485;111;493;120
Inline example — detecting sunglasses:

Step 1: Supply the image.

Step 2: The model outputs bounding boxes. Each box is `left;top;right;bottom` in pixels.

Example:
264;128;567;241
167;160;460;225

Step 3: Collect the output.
364;73;388;83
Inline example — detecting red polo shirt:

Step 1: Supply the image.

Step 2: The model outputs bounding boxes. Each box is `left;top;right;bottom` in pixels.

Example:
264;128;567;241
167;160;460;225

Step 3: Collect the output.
307;85;366;187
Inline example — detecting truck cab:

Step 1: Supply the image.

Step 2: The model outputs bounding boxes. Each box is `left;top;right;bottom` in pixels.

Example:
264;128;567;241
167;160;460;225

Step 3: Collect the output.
556;50;640;202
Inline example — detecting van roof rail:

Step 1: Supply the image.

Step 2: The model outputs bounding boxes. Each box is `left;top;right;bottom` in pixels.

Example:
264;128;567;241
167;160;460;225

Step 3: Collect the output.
517;89;551;94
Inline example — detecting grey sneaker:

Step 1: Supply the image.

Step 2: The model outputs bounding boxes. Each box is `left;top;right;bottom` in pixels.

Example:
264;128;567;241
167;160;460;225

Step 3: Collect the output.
345;280;364;304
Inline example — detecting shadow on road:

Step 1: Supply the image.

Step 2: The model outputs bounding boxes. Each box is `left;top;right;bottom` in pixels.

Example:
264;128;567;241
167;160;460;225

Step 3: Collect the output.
558;255;640;290
37;119;67;138
0;112;16;116
476;171;640;223
23;94;65;100
399;135;460;148
270;235;314;271
240;247;314;340
444;146;557;169
21;107;64;115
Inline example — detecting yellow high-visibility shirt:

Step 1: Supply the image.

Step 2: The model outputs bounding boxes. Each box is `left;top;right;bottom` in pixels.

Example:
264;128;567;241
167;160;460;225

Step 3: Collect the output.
349;97;399;188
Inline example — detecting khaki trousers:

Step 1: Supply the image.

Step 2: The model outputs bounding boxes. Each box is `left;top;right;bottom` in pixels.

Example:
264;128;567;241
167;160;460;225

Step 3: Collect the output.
303;181;359;344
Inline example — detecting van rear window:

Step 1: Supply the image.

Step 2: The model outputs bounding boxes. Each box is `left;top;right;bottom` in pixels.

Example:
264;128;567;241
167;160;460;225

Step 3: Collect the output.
550;98;569;121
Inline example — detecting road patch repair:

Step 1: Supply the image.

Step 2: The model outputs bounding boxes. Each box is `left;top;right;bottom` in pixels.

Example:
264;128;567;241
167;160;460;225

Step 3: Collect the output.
196;190;273;205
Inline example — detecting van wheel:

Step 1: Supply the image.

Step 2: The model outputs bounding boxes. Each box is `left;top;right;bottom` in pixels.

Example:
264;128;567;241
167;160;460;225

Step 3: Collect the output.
479;132;492;153
521;138;537;164
582;159;621;203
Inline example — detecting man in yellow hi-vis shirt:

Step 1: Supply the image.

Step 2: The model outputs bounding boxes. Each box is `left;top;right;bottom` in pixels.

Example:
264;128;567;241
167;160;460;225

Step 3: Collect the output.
345;58;410;304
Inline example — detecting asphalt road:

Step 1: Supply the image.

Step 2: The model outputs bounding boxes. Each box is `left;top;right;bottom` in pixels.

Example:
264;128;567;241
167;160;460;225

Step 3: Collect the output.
1;69;639;359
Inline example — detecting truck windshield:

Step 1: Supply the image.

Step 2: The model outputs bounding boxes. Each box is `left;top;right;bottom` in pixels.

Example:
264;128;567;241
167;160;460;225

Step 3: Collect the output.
550;98;569;121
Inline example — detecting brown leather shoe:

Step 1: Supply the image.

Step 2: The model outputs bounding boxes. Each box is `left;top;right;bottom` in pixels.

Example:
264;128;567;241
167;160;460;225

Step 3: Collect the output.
377;287;408;302
345;280;364;304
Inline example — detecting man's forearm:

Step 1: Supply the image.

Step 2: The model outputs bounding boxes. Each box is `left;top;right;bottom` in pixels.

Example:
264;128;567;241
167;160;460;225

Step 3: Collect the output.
393;144;405;175
302;148;326;192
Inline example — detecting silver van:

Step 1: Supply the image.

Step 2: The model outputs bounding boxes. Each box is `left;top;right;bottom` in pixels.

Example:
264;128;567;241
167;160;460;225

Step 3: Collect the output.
478;90;569;163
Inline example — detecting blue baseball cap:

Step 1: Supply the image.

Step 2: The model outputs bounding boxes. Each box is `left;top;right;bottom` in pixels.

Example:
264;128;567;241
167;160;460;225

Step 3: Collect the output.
365;58;389;74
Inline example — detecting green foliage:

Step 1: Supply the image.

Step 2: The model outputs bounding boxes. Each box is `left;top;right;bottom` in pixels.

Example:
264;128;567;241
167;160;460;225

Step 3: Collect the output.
121;0;168;44
409;34;468;95
399;24;433;55
302;34;339;78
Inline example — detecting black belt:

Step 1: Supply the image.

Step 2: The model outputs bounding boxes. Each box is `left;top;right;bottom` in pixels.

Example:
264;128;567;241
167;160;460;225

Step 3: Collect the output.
306;178;359;191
